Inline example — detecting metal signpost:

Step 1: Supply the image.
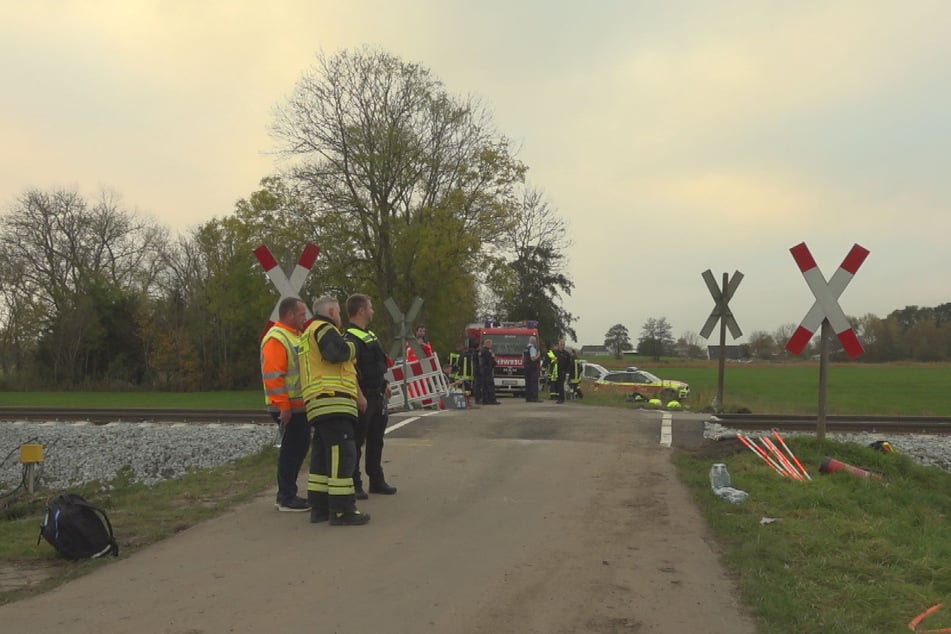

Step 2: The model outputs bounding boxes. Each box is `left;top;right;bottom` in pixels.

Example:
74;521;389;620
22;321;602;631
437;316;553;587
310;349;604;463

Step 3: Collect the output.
700;270;744;413
384;297;424;408
785;242;868;440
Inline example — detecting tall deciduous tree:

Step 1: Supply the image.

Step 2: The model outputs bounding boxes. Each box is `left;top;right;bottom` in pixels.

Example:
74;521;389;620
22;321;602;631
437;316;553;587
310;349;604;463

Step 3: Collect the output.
603;324;631;359
489;188;576;346
270;47;527;354
0;188;166;385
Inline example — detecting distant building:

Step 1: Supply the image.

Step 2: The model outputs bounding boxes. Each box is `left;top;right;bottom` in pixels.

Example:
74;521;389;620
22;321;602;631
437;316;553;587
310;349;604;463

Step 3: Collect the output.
579;345;609;356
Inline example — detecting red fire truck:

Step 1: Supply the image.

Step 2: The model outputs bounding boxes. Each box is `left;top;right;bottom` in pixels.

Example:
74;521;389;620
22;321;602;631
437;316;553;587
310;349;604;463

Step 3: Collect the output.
465;320;539;396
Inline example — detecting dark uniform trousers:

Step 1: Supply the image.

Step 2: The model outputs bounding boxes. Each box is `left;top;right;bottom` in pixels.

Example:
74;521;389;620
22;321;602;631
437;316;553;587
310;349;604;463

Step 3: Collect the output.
308;414;358;515
270;410;311;504
353;391;388;486
524;364;540;402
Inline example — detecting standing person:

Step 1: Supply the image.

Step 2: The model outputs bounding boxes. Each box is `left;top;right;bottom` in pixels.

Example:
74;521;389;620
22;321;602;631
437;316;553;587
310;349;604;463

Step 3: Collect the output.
345;293;397;499
555;339;571;404
466;340;481;404
546;345;560;401
524;335;542;402
567;348;583;399
260;296;311;512
299;295;370;526
480;338;500;405
405;323;434;361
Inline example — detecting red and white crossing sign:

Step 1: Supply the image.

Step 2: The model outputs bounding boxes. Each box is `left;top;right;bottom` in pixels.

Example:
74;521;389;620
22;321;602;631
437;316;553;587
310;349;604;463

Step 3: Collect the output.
253;243;319;324
785;242;868;358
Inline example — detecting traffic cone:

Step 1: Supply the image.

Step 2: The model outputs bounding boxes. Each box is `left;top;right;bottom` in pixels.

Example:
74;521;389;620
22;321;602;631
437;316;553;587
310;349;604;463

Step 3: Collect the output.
818;457;884;482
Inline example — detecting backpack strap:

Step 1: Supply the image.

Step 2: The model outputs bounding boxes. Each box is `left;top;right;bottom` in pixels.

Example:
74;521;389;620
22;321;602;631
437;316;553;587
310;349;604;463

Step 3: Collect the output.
68;497;120;557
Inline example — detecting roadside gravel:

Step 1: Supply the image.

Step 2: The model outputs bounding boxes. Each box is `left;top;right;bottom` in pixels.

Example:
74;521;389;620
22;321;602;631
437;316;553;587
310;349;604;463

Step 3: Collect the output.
0;420;277;492
704;422;951;472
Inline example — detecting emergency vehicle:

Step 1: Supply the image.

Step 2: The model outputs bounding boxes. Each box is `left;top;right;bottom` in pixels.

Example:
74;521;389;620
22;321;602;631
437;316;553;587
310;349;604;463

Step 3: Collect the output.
465;320;540;396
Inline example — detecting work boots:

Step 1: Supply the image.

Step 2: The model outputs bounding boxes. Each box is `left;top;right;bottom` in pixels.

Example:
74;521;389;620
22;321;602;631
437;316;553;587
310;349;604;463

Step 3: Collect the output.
369;477;397;495
329;510;371;526
354;483;369;500
308;491;329;524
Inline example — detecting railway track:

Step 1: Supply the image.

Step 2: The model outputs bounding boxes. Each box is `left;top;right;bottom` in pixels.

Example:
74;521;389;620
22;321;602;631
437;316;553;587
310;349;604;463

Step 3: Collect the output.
0;407;274;425
707;413;951;435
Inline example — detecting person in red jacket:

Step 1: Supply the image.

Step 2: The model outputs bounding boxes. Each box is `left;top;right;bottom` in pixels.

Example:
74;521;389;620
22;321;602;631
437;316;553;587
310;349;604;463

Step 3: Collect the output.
260;296;311;511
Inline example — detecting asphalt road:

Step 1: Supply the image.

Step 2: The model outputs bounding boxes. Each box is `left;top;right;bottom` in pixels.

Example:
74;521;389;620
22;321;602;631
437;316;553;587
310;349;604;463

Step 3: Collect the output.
0;399;759;634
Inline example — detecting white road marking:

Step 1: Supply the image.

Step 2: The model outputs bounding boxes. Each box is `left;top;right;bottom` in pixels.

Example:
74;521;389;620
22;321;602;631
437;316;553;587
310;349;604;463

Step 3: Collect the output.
660;412;672;447
385;409;444;435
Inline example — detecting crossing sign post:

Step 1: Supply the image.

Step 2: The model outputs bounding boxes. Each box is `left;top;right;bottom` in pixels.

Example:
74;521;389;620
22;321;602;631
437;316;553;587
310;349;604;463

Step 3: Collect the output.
253;243;319;336
786;242;869;440
699;270;743;413
384;297;424;408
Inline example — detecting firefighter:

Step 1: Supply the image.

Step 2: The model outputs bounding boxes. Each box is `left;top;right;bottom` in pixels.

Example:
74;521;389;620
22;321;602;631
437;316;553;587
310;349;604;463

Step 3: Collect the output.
299;295;370;526
567;347;584;399
260;296;311;512
344;293;397;499
546;345;560;400
554;339;571;404
480;338;499;404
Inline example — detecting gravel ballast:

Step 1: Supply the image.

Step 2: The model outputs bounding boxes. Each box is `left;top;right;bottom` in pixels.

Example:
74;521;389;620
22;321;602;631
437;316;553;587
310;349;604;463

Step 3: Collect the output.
704;422;951;473
0;421;278;492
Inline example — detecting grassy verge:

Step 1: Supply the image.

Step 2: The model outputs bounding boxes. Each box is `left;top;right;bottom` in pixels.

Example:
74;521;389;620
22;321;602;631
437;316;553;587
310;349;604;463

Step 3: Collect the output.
0;446;276;606
673;435;951;633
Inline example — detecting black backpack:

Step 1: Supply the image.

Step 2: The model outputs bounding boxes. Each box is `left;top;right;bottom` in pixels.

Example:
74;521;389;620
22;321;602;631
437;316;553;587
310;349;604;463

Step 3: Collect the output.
37;493;119;560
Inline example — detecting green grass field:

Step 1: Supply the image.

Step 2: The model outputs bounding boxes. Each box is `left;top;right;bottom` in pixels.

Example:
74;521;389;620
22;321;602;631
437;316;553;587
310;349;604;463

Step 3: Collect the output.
583;361;951;416
2;362;949;415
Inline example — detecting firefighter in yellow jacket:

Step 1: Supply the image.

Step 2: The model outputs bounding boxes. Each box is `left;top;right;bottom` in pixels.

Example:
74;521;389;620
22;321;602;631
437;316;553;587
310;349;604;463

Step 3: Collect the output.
299;295;369;526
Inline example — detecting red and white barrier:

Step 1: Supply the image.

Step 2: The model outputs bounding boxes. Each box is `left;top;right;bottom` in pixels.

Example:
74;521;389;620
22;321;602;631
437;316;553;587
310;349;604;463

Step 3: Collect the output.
786;242;868;358
386;353;451;410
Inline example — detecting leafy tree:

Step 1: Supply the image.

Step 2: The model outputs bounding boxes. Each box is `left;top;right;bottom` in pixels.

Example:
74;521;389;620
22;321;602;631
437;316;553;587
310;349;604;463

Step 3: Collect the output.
677;331;705;359
603;324;632;359
747;330;777;360
489;188;576;346
270;47;528;355
637;317;675;360
0;188;166;385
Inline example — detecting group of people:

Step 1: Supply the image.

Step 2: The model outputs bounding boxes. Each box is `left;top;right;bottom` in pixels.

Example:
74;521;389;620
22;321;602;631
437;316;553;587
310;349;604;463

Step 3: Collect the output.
450;336;582;405
260;294;397;527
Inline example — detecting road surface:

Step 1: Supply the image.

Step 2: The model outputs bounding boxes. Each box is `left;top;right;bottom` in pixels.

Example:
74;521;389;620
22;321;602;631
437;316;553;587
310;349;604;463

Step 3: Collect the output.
0;400;758;633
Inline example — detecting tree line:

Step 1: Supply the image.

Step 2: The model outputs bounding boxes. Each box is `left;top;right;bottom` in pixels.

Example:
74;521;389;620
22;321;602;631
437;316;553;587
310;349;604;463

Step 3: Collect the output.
0;48;576;391
602;306;951;362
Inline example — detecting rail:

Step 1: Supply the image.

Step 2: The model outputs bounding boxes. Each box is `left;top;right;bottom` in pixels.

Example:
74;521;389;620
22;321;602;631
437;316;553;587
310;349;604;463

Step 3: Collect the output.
706;413;951;435
0;407;273;425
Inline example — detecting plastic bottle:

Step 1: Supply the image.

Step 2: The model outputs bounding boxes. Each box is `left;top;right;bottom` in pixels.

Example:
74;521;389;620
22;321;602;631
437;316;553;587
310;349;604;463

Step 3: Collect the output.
709;463;731;490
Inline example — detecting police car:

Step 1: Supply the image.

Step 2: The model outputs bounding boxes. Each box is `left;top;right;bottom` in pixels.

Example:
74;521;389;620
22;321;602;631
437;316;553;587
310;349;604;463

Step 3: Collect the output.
593;367;690;401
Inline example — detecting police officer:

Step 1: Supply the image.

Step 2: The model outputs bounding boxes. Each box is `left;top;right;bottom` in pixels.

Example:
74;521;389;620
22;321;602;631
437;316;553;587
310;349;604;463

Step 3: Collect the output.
300;295;370;526
345;293;397;498
523;335;542;402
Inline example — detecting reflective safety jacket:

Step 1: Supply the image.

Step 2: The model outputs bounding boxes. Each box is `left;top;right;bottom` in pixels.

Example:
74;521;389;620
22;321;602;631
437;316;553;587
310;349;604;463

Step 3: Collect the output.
546;349;558;381
260;322;304;413
568;357;583;385
299;316;358;421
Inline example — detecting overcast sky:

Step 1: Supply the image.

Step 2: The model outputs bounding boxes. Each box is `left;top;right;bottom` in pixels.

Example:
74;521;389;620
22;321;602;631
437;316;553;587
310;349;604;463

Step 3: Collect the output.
2;1;949;347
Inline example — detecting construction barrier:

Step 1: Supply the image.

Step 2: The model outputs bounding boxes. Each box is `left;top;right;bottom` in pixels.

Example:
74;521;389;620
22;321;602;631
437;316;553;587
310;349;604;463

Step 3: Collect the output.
386;353;451;410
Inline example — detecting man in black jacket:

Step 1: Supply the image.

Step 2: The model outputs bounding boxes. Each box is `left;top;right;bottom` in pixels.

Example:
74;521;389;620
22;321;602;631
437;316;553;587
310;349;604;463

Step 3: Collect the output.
480;338;499;405
345;294;397;498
